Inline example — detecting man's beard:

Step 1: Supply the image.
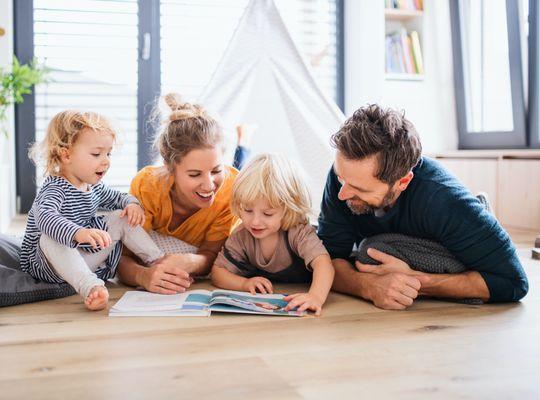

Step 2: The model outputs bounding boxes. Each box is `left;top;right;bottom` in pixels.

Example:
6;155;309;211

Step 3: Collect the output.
346;188;397;216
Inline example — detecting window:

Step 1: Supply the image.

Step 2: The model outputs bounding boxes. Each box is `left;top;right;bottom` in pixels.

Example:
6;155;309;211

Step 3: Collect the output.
528;0;540;147
33;0;139;190
160;0;341;102
15;0;343;213
450;0;527;148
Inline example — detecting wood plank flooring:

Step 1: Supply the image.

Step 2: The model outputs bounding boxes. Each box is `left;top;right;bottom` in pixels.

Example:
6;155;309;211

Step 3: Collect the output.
1;227;539;399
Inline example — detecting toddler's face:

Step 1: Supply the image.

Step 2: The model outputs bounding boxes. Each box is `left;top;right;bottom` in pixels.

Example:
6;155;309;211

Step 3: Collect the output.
61;128;114;188
239;198;285;240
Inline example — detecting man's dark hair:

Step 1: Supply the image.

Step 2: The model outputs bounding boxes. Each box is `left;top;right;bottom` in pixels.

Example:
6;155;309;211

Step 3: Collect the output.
330;104;422;183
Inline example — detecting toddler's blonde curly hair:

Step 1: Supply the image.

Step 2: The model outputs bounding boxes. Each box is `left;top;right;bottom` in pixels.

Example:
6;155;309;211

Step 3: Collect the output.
29;110;116;176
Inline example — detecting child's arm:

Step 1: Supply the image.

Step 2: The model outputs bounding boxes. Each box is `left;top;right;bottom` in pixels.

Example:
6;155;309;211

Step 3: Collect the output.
211;264;273;294
309;254;335;303
284;254;335;316
98;183;140;211
34;188;83;248
98;184;145;226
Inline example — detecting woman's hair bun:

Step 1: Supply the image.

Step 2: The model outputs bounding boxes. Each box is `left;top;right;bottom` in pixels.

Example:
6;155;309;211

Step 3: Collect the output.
163;93;206;122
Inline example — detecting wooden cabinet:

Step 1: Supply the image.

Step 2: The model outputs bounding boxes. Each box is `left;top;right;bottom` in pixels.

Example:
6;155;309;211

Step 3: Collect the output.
498;159;540;230
431;151;540;231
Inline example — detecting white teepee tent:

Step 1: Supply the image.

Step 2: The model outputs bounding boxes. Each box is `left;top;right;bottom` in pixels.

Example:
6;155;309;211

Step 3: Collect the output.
200;0;345;210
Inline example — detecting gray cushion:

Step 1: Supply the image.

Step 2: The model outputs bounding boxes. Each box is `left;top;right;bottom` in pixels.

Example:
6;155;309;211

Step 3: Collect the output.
355;233;467;274
0;233;75;307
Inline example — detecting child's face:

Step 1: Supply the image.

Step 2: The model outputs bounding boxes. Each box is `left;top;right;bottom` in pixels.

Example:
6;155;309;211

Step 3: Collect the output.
239;198;285;239
60;128;114;188
171;147;225;210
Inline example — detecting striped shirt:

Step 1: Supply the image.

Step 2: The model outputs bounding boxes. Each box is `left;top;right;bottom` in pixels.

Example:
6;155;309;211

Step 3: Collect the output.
20;175;138;283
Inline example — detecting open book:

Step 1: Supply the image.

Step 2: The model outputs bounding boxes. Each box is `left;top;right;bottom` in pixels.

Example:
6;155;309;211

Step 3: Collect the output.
109;289;305;317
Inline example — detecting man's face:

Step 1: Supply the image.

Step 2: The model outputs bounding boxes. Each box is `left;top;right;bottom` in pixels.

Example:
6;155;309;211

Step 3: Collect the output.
333;152;403;215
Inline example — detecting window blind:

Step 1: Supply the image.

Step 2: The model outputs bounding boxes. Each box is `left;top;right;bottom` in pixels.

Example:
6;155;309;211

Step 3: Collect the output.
33;0;139;191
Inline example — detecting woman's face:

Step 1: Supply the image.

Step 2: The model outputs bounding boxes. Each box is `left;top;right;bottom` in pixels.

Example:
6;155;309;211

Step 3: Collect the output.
171;147;225;210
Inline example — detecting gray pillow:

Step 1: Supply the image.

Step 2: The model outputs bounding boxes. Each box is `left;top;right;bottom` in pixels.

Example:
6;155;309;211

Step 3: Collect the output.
0;233;75;307
355;233;467;274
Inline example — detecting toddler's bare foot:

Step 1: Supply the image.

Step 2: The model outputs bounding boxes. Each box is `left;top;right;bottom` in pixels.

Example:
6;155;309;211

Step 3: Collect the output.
85;285;109;311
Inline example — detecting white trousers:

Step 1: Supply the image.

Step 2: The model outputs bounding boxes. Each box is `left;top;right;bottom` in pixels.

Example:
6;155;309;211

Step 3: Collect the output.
39;210;164;298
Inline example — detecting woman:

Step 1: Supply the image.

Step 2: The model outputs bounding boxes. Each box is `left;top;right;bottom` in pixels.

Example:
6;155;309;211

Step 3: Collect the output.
117;93;238;294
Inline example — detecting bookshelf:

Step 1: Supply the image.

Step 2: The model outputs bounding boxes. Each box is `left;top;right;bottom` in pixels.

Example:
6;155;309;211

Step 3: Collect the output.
385;1;424;81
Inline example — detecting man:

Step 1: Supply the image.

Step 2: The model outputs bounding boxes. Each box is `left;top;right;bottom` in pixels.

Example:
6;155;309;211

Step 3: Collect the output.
318;104;528;310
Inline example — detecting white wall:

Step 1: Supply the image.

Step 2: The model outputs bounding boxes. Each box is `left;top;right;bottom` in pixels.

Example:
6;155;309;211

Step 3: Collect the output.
344;0;458;153
0;0;16;231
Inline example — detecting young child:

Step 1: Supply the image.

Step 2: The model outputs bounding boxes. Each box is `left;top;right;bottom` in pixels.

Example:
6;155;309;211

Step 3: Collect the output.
211;154;335;315
21;110;184;311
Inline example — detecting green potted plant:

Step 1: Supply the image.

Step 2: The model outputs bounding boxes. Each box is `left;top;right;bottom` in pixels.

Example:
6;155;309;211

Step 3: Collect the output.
0;56;48;136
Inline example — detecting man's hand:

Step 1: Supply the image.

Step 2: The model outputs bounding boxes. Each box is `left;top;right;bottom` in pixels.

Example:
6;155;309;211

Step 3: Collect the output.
367;272;422;310
356;248;418;275
120;203;145;227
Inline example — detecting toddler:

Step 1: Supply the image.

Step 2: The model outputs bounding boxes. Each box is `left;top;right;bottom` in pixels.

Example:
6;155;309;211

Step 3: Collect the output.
21;111;181;310
211;154;335;315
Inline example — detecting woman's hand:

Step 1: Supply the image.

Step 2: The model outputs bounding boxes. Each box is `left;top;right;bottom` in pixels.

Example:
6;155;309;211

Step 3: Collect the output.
139;256;193;294
284;292;324;316
74;228;112;249
242;276;273;295
120;203;146;227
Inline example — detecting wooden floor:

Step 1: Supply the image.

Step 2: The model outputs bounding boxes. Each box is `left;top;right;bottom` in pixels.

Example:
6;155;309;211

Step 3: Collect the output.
1;227;539;399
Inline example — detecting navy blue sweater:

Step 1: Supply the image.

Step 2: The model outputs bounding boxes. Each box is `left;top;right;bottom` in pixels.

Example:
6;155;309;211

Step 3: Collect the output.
317;157;528;302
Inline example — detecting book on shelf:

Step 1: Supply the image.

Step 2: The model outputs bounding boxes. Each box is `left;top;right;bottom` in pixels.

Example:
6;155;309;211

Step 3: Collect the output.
385;29;423;75
410;30;424;74
109;289;306;317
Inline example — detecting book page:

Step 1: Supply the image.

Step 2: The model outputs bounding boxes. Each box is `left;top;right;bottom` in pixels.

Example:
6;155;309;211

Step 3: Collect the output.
110;290;212;316
209;290;304;316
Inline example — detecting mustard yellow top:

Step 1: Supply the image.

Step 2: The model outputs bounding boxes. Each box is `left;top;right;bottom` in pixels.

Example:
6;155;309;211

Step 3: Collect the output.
130;166;238;247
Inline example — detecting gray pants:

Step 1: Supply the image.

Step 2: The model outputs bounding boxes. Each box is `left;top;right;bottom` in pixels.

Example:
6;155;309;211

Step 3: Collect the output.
39;210;164;299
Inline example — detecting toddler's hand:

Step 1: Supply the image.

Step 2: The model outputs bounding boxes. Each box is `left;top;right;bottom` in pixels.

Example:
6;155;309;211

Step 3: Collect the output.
74;228;112;249
120;203;145;227
284;292;324;316
242;276;273;295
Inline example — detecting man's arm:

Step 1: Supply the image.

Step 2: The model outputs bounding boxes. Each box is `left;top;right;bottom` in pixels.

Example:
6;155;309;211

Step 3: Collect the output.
332;257;421;310
417;271;489;301
319;168;422;311
356;247;490;302
422;186;529;302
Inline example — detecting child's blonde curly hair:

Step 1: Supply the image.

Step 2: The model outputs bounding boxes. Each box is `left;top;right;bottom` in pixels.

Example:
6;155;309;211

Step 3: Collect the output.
29;110;116;176
231;153;313;230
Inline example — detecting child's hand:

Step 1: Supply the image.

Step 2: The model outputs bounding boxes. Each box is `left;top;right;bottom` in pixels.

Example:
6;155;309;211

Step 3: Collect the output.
74;228;112;249
284;292;324;316
242;276;273;295
120;203;145;227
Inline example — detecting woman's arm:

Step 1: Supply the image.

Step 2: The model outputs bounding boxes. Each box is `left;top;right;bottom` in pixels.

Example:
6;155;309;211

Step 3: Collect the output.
116;254;146;287
180;238;227;276
117;252;192;295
